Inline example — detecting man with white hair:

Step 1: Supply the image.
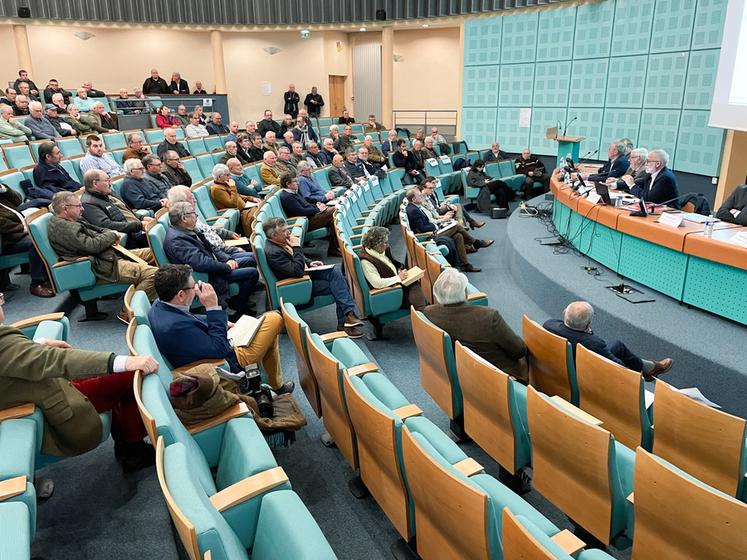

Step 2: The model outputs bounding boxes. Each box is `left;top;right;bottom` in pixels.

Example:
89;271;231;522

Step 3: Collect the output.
0;103;31;141
206;112;229;135
630;149;680;208
298;160;334;203
13;94;30;116
44;104;75;137
73;88;95;112
26;101;60;139
157;128;189;159
282;130;295;150
162;150;192;187
544;301;673;381
425;267;528;382
363;135;385;164
607;147;648;191
259;150;286;187
262;130;281;155
321;138;337;165
582;141;629;183
284;83;300;118
278;146;297;174
50;92;68;113
123;132;150;162
81;101;118;133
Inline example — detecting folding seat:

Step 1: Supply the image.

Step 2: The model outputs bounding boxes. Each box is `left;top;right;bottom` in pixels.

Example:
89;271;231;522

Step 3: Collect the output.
110;149;126;165
651;380;747;500
192;184;239;231
29;140;47;162
575;345;653;450
2;143;34;169
454;342;532;484
196;154;216;179
0;416;38;539
496;160;526;193
27;210;129;320
204;135;224;153
435;156;462;193
350;124;364;134
186;137;207;156
211;150;226;165
311;165;345;197
143;128;165;144
522;315;579;404
318;126;330;138
526;386;634;546
0;502;32;559
242;163;267;194
173;127;185;140
0;153;7;171
57;137;86;158
181;156;204;184
401;419;565;560
123;285;151;327
630;447;747;559
157;438;335;560
101;132;126;150
60;157;83;182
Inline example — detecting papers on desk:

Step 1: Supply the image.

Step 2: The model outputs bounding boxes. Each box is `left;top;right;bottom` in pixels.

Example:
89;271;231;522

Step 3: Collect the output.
307;264;335;272
400;266;425;287
243;201;259;209
680;212;712;224
227;314;265;348
729;231;747;248
655;213;684;228
436;220;458;236
224;237;249;247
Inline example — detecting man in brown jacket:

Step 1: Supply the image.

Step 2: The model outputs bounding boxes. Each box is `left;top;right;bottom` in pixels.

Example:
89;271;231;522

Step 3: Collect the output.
210;163;260;234
47;191;158;320
0;294;159;470
423;267;528;382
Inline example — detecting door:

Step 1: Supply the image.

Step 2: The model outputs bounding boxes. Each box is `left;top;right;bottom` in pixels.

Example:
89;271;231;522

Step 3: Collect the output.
328;75;346;119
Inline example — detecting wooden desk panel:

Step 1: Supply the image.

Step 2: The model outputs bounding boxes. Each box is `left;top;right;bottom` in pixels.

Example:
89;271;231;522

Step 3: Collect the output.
683;227;747;271
616;213;704;252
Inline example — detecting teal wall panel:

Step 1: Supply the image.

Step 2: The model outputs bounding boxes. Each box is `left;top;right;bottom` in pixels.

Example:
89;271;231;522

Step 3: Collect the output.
618;235;688;299
674;110;725;175
691;0;727;50
683;257;747;325
460;0;724;176
611;0;655;55
464;18;502;66
533;62;572;107
650;0;697;53
644;52;689;109
570;59;608;107
498;64;536;107
461;108;498;148
530;107;568;156
496;108;530;153
501;12;538;64
462;66;500;107
605;55;647;108
537;8;577;61
683;49;720;109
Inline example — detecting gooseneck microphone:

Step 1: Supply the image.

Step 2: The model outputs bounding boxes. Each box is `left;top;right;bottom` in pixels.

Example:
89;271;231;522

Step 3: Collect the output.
562;116;578;136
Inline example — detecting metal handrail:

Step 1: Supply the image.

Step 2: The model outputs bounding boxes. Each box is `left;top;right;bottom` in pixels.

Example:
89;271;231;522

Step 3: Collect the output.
392;109;458;135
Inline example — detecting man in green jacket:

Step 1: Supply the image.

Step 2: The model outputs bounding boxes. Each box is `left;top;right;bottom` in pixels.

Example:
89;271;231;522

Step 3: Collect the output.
0;103;32;141
0;293;159;471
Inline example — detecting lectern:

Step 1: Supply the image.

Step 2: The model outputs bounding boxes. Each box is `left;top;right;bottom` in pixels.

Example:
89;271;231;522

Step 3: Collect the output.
546;127;584;167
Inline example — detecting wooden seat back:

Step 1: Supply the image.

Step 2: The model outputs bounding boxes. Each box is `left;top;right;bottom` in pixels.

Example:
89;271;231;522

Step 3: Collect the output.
526;386;614;543
653;381;746;497
632;447;747;560
411;241;435;304
522;315;575;403
279;299;321;417
576;345;647;450
401;425;490;560
410;307;456;418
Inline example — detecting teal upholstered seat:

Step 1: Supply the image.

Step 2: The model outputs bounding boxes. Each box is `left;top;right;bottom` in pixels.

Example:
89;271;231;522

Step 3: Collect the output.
192;184;239;231
204;135;224;153
57;137;86;158
101;132;127;150
2;143;34;168
0;502;31;560
181;157;204;183
507;513;614;559
0;419;37;538
186;137;207;156
144;128;165;144
196;154;217;181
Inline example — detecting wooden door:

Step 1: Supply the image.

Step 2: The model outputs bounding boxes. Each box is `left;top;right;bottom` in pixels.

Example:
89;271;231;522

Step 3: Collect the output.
328;75;345;119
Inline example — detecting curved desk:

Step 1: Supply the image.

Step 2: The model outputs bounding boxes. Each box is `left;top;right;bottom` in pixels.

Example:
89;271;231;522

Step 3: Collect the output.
550;177;747;325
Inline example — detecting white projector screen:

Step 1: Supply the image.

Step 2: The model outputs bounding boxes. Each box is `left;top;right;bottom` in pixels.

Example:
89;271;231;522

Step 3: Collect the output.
711;0;747;131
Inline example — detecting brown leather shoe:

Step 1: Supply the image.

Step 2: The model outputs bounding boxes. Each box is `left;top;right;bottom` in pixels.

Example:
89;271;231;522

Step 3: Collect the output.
342;325;364;339
117;308;131;324
460;264;482;273
465;244;478;254
30;284;55;298
643;358;673;381
469;220;485;229
475;239;495;249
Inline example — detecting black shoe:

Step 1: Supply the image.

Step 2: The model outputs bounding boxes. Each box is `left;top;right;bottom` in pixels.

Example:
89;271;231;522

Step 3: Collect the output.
118;441;156;473
274;381;295;395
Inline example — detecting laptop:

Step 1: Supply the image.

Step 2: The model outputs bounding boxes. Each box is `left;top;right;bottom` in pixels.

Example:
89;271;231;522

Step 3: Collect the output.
594;182;612;205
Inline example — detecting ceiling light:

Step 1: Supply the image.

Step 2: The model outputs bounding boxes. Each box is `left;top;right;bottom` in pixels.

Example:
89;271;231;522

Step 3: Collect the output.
359;27;366;32
422;24;429;28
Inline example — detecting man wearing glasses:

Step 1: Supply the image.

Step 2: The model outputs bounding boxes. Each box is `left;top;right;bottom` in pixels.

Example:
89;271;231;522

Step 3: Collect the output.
47;191;158;321
630;149;680;208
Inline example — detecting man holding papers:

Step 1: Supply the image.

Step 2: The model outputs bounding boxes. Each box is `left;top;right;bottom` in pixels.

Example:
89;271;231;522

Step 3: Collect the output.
148;264;294;395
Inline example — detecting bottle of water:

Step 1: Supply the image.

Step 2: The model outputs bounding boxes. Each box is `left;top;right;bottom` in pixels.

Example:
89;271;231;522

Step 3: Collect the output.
704;214;715;238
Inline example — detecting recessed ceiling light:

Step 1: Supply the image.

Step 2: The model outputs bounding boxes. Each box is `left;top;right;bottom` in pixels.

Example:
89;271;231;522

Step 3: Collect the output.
422;24;429;28
359;27;366;32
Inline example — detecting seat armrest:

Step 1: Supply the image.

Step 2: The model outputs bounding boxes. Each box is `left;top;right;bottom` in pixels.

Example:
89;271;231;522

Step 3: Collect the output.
345;362;380;377
204;216;222;223
0;476;27;502
53;256;91;268
319;331;348;344
275;276;311;287
349;233;364;239
209;466;288;513
370;286;401;296
393;403;422;420
10;313;65;330
351;225;365;232
550;530;586;556
0;403;35;422
467;291;487;301
188;402;250;435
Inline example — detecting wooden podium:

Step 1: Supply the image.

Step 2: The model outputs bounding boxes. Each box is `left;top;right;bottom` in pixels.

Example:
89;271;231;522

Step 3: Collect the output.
554;136;584;168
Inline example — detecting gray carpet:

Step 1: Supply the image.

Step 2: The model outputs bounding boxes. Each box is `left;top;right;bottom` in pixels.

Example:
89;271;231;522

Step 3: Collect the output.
9;195;740;558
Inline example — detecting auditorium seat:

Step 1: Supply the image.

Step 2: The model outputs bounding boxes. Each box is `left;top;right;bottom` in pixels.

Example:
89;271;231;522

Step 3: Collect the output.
0;502;31;560
651;380;747;501
454;342;532;480
101;132;126;150
486;161;525;193
522;315;579;404
157;437;335;560
0;416;37;539
204;135;224;153
181;156;204;184
192;184;239;231
401;420;563;560
2;143;34;169
59;157;83;182
143;128;165;144
210;150;226;165
123;285;151;327
186;137;208;156
575;345;653;451
196;154;216;179
526;386;633;547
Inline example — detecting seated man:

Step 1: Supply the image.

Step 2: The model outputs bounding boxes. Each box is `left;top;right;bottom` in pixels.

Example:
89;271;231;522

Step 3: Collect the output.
263;216;362;337
225;120;240;143
420;176;483;230
608;147;648;192
281;130;295;150
393;139;425;185
142;154;173;198
174;104;190;126
328;154;355;189
484;141;509;162
424;267;528;382
50;93;68;113
162;150;193;187
363;114;385;133
193;81;207;95
164;201;258;317
278;174;339;256
0;103;31;141
338;109;355;125
123;132;151;162
114;89;139;115
226;157;260;197
44;104;75;137
0;87;16;106
79;135;124;178
219;140;240;164
206;112;229;135
716;184;747;225
298;161;334;203
583;141;629;183
257;109;281;138
291;115;318;149
235;133;254;164
156;128;189;159
32;142;81;201
262;131;281;155
148;265;293;394
630;149;680;208
81;81;106;98
278;146;297;174
0;184;54;296
305;141;325;168
48;191;158;318
25;100;60;140
72;88;95;112
80;101;118;133
405;188;482;272
290;141;306;166
81;169;152;249
320;138;337;165
0;294;159;471
246;133;265;162
121;157;167;213
61;104;94;136
544;301;672;381
335;125;356;154
363;135;385;164
210;163;259;233
259;150;287;188
185;112;209;138
515;148;550;197
343;149;369;183
13;94;30;116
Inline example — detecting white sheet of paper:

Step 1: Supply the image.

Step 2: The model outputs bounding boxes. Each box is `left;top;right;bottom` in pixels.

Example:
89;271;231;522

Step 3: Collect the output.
729;231;747;248
519;108;532;128
260;81;272;96
586;192;602;204
657;213;684;228
644;389;655;409
674;387;721;409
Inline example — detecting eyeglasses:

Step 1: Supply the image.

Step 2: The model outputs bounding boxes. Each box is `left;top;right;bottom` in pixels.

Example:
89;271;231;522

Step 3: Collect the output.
0;293;4;305
180;284;195;292
184;212;197;217
64;203;83;208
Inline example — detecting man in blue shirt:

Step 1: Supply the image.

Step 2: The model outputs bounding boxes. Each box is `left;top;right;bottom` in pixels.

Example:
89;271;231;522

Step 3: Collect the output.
297;160;335;204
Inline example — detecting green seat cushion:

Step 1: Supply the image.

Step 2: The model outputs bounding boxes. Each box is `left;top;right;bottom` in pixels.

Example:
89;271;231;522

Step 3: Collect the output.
0;502;31;559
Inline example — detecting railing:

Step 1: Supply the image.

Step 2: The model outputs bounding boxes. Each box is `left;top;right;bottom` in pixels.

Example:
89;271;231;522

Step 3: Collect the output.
392;110;458;140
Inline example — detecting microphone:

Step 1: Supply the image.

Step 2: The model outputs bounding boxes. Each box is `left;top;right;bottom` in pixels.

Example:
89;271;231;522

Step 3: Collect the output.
629;192;694;217
562;116;577;136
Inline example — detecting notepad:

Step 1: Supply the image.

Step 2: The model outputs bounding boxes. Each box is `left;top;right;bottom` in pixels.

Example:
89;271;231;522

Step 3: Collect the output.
227;314;265;348
306;264;335;272
400;266;425;287
224;237;249;247
436;220;458;236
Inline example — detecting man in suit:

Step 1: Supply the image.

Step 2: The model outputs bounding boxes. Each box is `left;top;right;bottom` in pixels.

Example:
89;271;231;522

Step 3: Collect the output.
716;184;747;225
164;201;259;317
278;174;339;256
328;154;355;190
169;72;189;95
32;142;81;200
544;301;672;381
583;141;629;183
148;264;293;394
607;147;648;192
0;293;159;469
405;188;482;273
263;216;362;337
630;149;680;208
424;267;528;382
